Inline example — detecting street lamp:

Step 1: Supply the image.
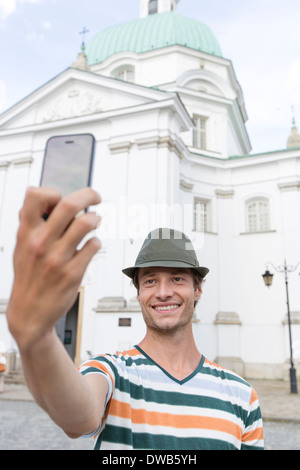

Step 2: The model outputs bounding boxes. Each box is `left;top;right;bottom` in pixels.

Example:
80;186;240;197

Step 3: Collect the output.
262;260;299;394
262;270;273;287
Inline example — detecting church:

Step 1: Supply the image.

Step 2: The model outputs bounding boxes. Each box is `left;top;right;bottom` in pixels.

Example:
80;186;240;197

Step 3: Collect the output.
0;0;300;380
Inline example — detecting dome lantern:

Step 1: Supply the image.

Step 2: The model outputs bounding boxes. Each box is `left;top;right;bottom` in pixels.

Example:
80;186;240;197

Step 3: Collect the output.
140;0;179;17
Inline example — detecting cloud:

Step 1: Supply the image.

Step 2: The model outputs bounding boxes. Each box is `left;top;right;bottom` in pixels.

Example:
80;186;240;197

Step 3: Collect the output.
0;0;43;19
287;60;300;104
0;80;6;112
0;0;17;19
41;20;51;30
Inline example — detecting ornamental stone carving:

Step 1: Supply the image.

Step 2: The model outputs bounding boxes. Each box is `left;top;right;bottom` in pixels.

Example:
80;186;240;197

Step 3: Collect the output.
39;88;102;123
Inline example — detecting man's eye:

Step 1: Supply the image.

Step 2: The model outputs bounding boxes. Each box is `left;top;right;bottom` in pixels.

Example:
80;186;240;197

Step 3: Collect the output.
145;279;155;285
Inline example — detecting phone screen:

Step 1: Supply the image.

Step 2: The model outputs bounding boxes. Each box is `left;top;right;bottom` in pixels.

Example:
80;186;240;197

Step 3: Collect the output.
40;134;95;198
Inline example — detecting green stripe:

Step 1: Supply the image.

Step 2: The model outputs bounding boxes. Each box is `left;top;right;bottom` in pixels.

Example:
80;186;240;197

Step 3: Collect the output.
112;376;249;422
246;407;263;427
201;362;250;388
241;442;264;451
96;425;238;450
81;366;103;376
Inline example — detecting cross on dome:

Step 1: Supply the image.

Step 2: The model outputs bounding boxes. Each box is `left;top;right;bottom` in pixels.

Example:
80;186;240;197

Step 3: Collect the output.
139;0;179;18
79;26;90;52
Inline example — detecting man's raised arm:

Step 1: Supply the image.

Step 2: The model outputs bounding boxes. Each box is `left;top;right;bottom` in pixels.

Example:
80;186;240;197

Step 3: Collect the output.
6;186;108;437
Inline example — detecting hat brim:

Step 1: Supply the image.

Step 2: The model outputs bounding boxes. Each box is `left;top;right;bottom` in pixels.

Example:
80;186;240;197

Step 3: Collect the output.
122;260;209;280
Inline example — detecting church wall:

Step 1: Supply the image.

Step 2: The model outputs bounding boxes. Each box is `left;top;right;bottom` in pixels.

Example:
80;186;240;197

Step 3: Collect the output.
176;148;300;377
227;118;247;156
231;158;300;377
178;83;249;158
92;311;146;355
0;156;33;298
181;98;229;157
0;151;35;352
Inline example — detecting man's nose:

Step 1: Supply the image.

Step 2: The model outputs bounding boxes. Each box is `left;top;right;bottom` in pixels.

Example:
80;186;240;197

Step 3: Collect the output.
155;280;173;299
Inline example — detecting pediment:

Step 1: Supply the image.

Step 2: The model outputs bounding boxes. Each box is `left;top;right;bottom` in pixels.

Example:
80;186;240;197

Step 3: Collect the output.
0;68;166;130
36;81;106;124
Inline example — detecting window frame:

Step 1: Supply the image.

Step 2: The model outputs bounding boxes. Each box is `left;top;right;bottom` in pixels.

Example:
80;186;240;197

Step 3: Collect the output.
246;197;271;233
149;0;158;15
194;197;211;233
193;114;208;150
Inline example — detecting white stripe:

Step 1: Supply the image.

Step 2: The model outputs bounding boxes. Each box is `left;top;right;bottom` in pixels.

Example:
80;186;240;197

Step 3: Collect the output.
110;391;243;427
243;438;264;448
244;418;264;434
100;441;133;450
104;415;241;447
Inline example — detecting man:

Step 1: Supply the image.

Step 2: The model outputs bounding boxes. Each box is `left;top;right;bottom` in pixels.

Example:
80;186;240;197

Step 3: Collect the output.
6;187;264;450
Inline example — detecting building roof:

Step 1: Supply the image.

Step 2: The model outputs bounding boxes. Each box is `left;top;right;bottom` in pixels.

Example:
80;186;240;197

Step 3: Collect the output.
85;11;222;66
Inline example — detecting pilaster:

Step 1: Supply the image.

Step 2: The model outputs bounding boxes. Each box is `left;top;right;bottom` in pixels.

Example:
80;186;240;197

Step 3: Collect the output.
214;189;243;374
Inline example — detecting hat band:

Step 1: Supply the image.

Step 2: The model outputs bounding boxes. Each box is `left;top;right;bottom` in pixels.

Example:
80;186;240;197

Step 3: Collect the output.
135;259;198;268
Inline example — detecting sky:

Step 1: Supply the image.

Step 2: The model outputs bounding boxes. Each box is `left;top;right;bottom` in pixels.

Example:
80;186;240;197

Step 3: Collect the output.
0;0;300;154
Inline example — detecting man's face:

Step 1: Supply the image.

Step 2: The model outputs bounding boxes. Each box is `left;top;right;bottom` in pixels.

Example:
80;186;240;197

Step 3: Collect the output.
136;267;202;334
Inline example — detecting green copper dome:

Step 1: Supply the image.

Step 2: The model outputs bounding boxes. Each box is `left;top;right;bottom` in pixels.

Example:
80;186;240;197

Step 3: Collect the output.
85;12;222;65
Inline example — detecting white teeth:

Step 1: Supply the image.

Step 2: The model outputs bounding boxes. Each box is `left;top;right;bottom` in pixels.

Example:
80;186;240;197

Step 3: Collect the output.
154;305;179;311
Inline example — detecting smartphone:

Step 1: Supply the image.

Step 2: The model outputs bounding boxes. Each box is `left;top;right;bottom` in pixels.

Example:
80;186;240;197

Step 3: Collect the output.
40;134;95;198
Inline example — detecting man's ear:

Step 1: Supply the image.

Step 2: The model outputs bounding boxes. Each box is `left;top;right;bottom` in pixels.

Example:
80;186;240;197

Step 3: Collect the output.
194;285;202;302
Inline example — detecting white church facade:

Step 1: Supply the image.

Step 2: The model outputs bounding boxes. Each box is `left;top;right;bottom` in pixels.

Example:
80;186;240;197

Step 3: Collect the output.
0;0;300;380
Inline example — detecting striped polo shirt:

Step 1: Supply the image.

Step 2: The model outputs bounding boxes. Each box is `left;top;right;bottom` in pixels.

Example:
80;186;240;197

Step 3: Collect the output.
79;346;264;450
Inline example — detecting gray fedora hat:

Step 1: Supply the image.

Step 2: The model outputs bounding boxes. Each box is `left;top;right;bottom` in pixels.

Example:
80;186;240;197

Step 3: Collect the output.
122;228;209;279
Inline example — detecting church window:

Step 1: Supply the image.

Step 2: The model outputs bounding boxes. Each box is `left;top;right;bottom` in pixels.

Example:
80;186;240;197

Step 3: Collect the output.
112;66;135;83
193;115;207;150
194;198;210;232
246;198;270;233
149;0;158;15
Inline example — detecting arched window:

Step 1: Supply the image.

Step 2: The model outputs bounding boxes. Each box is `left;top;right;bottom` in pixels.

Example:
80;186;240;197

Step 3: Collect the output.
112;66;135;83
149;0;158;15
246;197;270;233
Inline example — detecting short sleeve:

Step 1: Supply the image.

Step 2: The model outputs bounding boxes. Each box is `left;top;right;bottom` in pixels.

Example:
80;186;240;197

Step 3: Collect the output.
241;388;264;450
79;356;117;408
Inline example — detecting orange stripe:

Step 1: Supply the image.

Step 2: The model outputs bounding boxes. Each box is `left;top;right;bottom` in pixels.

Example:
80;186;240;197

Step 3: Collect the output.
82;360;114;385
116;348;141;357
249;388;258;405
108;399;242;439
204;357;223;369
242;427;264;442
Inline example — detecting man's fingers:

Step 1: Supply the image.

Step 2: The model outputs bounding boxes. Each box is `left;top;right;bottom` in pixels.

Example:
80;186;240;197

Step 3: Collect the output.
21;186;62;227
61;211;101;256
17;185;102;271
69;236;102;280
45;187;101;240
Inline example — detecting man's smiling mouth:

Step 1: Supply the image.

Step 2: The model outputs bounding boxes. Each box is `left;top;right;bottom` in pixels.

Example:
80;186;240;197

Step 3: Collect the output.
152;304;180;312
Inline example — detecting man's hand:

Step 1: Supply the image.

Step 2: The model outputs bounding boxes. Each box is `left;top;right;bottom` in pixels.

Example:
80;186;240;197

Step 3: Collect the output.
6;186;101;352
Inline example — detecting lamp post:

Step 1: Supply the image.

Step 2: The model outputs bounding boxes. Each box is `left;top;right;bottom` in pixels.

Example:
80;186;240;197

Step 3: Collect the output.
262;260;299;394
